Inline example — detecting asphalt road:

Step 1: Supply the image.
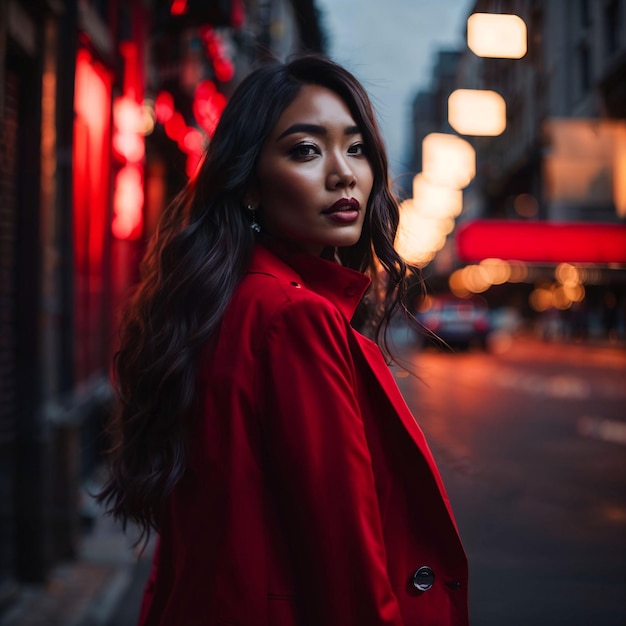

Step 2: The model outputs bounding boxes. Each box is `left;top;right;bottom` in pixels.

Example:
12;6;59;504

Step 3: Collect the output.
391;328;626;626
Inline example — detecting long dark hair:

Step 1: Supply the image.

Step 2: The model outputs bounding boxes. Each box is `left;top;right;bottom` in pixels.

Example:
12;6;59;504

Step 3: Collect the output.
97;55;423;541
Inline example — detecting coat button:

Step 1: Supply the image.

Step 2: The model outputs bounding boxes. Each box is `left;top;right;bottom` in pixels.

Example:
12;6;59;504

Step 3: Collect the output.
290;281;301;288
412;566;435;592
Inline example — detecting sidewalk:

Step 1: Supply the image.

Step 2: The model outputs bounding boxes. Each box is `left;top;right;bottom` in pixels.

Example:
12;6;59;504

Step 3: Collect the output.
1;502;153;626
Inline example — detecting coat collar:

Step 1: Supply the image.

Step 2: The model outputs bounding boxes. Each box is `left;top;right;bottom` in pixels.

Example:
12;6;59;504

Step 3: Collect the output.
248;240;371;322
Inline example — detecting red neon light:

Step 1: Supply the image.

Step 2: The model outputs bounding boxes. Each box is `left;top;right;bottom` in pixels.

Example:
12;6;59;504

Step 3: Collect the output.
456;220;626;264
200;26;235;83
113;96;140;133
113;96;145;162
231;0;245;29
182;127;203;153
164;111;186;141
73;47;113;381
213;57;235;83
113;165;144;240
193;80;226;137
113;132;145;162
119;42;140;101
155;91;175;123
170;0;188;16
74;48;110;266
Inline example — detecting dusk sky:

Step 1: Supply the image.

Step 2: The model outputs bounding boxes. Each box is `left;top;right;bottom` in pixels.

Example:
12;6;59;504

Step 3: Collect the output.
315;0;474;187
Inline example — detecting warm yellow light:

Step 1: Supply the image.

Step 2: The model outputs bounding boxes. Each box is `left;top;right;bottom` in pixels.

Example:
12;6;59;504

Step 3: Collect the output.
529;288;552;312
448;89;506;136
614;124;626;218
449;269;471;298
508;261;528;283
395;199;447;266
555;263;581;286
412;173;463;218
563;284;585;303
422;133;476;190
140;99;156;135
479;258;511;285
553;286;572;310
462;265;490;293
467;13;527;59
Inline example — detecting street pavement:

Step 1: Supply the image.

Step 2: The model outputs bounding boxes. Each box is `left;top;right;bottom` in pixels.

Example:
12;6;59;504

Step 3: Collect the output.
0;508;154;626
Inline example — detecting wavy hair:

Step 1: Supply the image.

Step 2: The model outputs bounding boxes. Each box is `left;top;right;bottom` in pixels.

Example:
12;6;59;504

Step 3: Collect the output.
97;55;423;541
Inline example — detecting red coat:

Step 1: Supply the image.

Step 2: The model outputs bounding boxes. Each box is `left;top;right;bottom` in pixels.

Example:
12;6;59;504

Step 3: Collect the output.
139;242;469;626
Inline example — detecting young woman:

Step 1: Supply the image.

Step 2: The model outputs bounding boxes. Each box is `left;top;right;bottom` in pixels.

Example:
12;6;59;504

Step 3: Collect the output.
99;55;469;626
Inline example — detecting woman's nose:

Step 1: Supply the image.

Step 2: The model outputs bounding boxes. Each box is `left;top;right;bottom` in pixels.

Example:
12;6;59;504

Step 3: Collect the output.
327;154;356;189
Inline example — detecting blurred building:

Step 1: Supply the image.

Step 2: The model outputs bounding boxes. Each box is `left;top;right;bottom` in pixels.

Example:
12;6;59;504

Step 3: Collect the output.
456;0;626;223
0;0;324;615
407;0;626;330
408;49;461;176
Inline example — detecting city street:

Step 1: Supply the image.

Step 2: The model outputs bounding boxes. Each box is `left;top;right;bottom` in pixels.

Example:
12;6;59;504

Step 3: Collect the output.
102;330;625;626
390;327;626;626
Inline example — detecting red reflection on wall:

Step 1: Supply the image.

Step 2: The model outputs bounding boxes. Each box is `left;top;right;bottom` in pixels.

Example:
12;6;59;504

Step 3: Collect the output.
456;220;626;264
73;47;112;381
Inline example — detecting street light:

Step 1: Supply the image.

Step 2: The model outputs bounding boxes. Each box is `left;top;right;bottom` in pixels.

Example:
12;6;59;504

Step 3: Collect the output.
412;174;463;218
422;133;476;189
396;199;448;266
467;13;527;59
448;89;506;136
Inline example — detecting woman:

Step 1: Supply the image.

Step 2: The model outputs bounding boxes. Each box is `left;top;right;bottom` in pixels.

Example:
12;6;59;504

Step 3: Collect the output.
99;55;469;626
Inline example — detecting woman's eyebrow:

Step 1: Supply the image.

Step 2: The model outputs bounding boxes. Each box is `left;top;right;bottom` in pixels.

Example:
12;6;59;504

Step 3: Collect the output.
276;123;361;141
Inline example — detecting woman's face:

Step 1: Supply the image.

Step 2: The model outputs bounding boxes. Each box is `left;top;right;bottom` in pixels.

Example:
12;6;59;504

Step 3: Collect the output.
252;84;374;255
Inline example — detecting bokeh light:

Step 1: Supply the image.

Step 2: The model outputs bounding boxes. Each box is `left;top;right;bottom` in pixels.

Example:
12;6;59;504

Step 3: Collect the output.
448;89;507;136
422;133;476;189
513;193;539;218
467;12;527;59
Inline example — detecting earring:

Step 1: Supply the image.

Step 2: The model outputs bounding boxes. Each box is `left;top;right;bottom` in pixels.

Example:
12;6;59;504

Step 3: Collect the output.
247;204;261;233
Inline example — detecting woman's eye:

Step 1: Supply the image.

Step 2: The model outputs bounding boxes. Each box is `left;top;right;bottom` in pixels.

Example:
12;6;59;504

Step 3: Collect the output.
348;142;367;156
290;143;319;158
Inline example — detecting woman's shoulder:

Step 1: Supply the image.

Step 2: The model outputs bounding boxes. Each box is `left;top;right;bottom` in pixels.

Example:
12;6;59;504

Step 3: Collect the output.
219;270;346;357
234;270;339;319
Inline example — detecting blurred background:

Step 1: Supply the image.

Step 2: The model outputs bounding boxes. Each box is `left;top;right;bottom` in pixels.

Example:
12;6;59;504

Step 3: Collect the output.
0;0;624;624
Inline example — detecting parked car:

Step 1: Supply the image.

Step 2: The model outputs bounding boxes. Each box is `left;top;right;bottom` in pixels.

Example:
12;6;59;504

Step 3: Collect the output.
416;294;491;350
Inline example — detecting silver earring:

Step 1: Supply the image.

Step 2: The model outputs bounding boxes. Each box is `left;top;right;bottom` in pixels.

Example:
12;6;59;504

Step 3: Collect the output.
247;204;261;233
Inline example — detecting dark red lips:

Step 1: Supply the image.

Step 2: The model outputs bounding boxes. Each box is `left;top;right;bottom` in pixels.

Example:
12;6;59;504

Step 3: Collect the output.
323;198;360;214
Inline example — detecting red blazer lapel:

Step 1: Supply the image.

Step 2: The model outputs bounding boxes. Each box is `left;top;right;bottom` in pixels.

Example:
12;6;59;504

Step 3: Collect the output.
353;332;463;538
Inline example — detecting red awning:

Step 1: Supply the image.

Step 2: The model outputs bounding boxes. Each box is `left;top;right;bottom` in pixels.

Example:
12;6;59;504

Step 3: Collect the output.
455;220;626;264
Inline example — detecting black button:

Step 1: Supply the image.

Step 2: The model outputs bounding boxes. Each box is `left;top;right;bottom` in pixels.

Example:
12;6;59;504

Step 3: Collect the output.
412;566;435;592
446;581;461;589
